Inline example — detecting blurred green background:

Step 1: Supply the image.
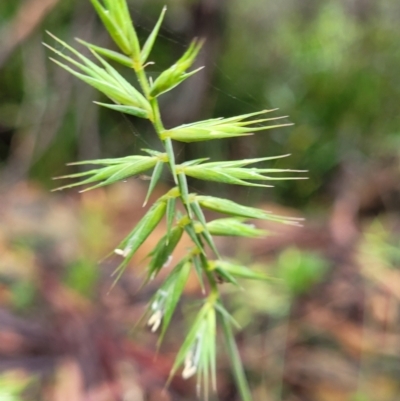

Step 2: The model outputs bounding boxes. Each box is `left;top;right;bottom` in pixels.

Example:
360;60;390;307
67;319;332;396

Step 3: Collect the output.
2;0;399;208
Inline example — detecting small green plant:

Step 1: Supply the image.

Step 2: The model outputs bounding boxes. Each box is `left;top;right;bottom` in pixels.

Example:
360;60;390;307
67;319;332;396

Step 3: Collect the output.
45;1;304;399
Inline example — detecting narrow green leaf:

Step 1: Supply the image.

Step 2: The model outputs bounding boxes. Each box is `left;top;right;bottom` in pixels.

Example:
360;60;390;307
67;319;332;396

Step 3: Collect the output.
214;267;239;286
112;200;167;284
192;254;205;293
198;196;302;225
178;109;278;129
201;154;291;168
164;138;177;184
67;155;146;166
196;195;271;220
143;160;164;206
181;158;210;166
177;173;191;217
49;58;135;106
183;166;272;187
202;229;222;258
207;307;217;392
155;66;203;97
90;50;151;111
47;36;145;110
52;164;123;191
191;200;207;227
161;127;252;143
168;304;210;381
184;224;205;255
141;148;165;158
159;260;191;342
207;218;268;238
215;260;272;281
160;109;293;143
214;301;241;329
45;33;110;80
220;314;253;401
75;39;133;66
166;197;176;241
141;6;167;64
89;0;132;55
53;169;99;180
115;200;166;251
94;102;150;119
106;0;124;31
191;201;221;258
118;0;141;60
221;167;306;181
149;39;203;97
147;226;183;279
80;157;158;192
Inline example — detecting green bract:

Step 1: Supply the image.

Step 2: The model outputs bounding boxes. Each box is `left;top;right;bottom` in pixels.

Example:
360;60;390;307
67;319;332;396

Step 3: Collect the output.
150;39;204;98
45;34;152;119
196;195;303;225
203;218;268;238
53;153;166;192
89;0;140;60
140;6;167;64
160;110;292;142
178;158;306;187
112;199;167;283
210;260;272;282
46;2;304;400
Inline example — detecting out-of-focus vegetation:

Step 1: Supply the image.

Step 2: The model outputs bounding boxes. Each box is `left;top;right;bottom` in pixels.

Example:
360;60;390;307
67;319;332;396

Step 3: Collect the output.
1;0;400;400
2;0;399;207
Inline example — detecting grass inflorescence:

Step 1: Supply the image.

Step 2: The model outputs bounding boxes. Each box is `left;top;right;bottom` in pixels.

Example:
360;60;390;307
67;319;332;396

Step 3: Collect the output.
45;1;305;399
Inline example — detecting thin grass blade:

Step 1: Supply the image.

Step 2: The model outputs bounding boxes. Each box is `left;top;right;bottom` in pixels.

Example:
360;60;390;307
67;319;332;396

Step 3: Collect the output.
143;161;165;206
75;39;132;66
141;6;167;64
206;218;268;238
94;102;150;119
220;314;253;401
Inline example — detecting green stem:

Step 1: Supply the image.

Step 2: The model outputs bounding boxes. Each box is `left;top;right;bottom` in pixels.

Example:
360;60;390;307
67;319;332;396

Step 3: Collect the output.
134;65;151;98
133;57;219;300
131;41;251;401
150;97;165;132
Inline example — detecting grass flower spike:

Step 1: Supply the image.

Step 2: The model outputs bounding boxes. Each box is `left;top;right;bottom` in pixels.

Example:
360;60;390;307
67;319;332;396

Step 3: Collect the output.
45;1;305;399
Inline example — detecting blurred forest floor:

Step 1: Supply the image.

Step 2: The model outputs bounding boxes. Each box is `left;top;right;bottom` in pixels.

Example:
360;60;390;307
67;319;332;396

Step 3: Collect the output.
1;176;400;401
1;0;400;400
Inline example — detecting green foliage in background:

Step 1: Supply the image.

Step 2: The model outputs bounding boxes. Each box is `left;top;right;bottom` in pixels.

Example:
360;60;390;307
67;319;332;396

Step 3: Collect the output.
2;0;400;211
217;0;400;205
0;374;32;401
277;248;328;296
44;0;304;399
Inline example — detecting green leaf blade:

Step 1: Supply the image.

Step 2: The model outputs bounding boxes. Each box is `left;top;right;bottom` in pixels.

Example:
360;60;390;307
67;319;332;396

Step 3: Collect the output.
89;0;132;55
216;260;272;281
206;218;268;238
81;157;158;192
159;260;191;342
196;195;270;220
75;39;133;66
94;102;150;119
147;226;184;280
149;39;203;97
143;160;165;206
112;200;167;283
140;6;167;64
